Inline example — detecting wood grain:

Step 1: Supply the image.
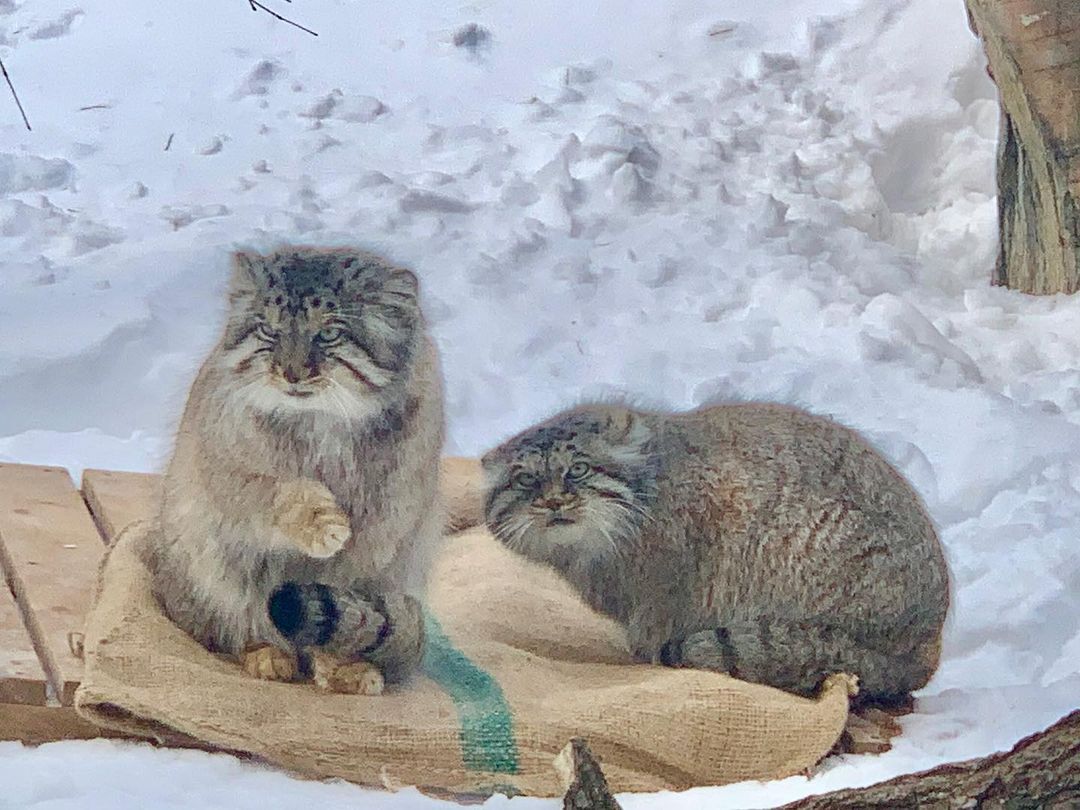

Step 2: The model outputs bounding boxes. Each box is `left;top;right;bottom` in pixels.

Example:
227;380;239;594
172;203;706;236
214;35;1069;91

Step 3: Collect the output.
81;468;158;542
0;578;47;706
967;0;1080;292
0;463;107;704
0;702;119;744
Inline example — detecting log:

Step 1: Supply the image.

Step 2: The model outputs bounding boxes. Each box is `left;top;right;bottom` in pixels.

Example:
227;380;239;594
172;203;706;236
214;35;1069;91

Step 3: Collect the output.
554;712;1080;808
966;0;1080;293
779;708;1080;808
554;738;622;810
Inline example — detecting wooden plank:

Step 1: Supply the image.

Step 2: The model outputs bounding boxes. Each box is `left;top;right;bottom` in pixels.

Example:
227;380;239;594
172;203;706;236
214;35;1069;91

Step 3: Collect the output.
82;456;487;545
0;579;47;706
0;463;107;705
0;702;120;744
0;701;228;749
81;468;158;542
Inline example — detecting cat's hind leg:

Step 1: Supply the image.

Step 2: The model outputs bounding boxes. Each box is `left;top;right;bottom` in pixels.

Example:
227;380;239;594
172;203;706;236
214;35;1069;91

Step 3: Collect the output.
360;593;426;686
666;619;928;704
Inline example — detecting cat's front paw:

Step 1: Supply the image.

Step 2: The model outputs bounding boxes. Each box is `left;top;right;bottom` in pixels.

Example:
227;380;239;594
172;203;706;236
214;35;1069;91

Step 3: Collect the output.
329;660;386;695
242;644;297;681
309;652;385;695
272;479;351;558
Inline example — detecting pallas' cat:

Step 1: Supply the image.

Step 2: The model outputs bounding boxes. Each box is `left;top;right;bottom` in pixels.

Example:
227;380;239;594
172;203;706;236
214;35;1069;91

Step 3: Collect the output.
482;403;948;705
142;246;443;694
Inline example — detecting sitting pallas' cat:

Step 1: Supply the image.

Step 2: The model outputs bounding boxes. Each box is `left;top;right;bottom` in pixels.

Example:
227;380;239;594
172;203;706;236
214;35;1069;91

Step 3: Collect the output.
482;403;949;706
141;246;443;694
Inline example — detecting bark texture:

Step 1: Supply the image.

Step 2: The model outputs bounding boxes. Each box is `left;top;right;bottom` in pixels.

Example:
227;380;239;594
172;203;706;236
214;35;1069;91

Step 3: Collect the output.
780;708;1080;808
555;738;623;810
966;0;1080;293
553;711;1080;808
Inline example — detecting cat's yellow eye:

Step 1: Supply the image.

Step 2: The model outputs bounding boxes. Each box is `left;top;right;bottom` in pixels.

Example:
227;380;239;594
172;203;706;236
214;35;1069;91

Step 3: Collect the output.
567;461;591;480
318;327;344;344
513;471;538;489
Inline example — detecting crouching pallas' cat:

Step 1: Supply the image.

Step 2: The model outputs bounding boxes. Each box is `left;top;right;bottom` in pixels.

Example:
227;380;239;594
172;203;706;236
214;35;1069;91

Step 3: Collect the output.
140;246;443;694
482;403;949;706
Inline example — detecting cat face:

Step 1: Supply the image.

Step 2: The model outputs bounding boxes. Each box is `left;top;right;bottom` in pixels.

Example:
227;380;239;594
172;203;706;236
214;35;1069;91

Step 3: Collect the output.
219;247;420;418
481;406;658;563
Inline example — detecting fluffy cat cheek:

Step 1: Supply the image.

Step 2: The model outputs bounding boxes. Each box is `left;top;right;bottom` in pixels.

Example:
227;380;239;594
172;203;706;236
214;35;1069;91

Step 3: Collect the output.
327;355;393;392
217;344;260;374
538;523;579;547
233;383;309;415
541;523;610;557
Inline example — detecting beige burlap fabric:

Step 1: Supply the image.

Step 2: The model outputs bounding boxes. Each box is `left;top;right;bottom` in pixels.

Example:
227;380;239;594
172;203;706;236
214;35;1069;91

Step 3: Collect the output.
75;521;852;798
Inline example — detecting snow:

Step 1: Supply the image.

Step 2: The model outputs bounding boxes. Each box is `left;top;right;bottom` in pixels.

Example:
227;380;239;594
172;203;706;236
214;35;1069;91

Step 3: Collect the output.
1;0;1077;807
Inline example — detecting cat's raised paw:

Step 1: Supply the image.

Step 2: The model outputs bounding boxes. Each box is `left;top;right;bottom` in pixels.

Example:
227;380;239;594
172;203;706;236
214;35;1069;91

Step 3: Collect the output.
242;644;297;681
272;479;352;558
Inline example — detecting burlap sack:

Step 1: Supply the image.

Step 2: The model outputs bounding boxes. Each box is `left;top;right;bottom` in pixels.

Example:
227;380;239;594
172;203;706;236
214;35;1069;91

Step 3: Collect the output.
75;521;852;798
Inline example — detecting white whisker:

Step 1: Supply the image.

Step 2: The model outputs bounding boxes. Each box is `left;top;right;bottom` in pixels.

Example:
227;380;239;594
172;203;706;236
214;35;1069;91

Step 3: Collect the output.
322;382;351;423
582;501;623;557
492;513;533;554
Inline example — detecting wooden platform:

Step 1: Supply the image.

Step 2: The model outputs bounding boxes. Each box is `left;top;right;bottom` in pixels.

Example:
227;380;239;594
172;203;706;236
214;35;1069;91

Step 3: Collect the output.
0;463;147;742
0;458;483;745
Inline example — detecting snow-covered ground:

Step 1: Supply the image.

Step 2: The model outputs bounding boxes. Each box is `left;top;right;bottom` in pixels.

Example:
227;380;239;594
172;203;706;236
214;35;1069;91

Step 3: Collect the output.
2;0;1078;806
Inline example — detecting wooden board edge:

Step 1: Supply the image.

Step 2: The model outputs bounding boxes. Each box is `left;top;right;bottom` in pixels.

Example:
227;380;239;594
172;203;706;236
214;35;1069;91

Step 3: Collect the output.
0;464;106;705
79;473;114;546
0;702;117;745
0;532;62;706
0;676;48;707
1;549;50;706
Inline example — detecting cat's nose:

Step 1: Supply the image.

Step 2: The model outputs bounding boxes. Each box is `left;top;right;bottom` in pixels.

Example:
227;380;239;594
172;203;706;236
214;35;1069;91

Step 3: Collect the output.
281;362;318;384
538;494;574;510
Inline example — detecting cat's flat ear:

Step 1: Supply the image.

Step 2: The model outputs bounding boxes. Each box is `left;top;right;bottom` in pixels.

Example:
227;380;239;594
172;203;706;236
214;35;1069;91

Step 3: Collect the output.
229;250;261;296
383;267;419;300
606;410;651;449
479;451;499;486
480;448;505;475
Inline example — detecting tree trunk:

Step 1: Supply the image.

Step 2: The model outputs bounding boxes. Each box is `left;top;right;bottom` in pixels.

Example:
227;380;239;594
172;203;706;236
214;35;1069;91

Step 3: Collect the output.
966;0;1080;294
779;709;1080;808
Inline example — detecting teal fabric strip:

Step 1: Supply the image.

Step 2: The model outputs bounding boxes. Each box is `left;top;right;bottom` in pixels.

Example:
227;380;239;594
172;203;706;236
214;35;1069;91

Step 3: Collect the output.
421;613;520;774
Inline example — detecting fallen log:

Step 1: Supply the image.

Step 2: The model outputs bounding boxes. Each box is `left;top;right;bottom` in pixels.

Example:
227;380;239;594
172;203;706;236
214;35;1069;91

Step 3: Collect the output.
781;708;1080;808
558;710;1080;808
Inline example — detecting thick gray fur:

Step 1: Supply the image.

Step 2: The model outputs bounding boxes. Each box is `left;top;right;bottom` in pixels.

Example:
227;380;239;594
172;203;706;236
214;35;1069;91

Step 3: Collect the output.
482;402;949;704
139;245;443;682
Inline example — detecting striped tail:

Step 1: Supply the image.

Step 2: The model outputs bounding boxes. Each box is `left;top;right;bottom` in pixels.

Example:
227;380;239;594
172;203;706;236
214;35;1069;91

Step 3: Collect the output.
268;582;388;655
